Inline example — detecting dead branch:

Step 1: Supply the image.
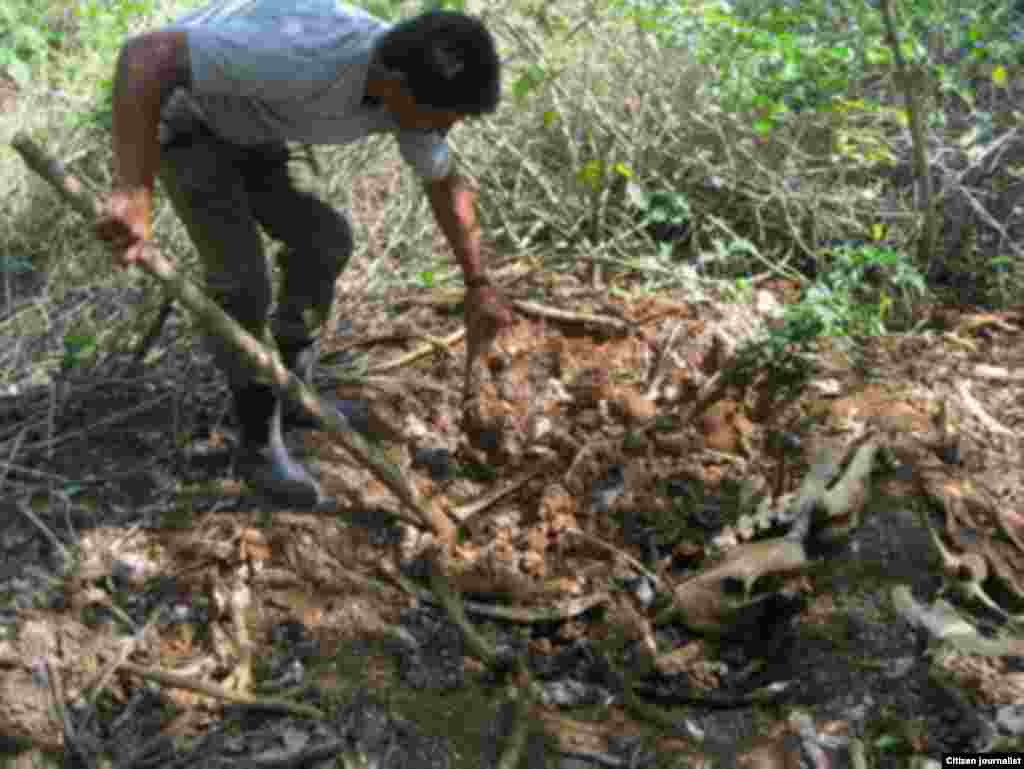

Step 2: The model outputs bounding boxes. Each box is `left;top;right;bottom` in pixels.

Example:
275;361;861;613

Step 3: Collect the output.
44;658;73;751
510;299;629;334
818;440;880;543
450;466;545;524
564;528;662;590
118;662;324;720
16;497;69;563
367;328;466;375
11;133;451;541
414;576;610;624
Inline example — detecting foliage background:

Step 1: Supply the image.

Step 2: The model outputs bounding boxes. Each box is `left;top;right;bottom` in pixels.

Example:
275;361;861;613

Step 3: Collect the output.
1;0;1023;388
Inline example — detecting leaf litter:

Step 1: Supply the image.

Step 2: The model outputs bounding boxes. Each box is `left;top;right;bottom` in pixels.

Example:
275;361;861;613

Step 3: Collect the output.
1;273;1023;767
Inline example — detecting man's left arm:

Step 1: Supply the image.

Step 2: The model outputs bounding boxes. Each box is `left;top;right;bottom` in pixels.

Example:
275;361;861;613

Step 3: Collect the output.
426;172;486;285
426;172;512;373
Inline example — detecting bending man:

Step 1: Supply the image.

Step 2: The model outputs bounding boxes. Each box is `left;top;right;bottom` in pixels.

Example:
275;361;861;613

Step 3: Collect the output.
95;0;512;507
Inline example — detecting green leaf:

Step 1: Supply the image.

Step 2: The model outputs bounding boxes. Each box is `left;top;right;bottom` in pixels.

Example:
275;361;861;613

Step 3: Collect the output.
611;162;632;179
992;65;1008;88
64;335;98;360
752;118;773;136
828;45;852;62
874;734;903;752
17;25;47;51
512;64;546;102
575;160;603;191
865;47;891;66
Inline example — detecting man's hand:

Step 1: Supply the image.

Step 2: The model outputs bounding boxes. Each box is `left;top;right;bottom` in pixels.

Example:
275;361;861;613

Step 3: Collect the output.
95;187;151;269
464;280;513;365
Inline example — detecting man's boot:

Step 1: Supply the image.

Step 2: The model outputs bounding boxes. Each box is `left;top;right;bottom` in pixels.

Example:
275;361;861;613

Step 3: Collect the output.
233;382;323;507
278;338;370;435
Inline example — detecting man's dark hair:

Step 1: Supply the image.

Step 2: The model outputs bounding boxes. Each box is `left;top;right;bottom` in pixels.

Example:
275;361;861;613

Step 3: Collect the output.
372;11;501;115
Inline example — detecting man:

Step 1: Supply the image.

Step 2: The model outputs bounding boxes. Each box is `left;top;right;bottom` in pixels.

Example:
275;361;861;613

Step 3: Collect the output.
95;0;513;508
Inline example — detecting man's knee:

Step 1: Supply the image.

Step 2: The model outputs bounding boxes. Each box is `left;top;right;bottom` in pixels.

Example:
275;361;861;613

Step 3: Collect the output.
278;196;352;262
279;203;353;282
208;273;273;332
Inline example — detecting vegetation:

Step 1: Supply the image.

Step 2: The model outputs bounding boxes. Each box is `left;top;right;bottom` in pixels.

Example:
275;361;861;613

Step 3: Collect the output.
0;0;1022;763
2;0;1023;390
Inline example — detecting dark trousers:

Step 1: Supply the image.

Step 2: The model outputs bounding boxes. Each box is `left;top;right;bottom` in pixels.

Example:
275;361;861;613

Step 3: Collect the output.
159;120;353;388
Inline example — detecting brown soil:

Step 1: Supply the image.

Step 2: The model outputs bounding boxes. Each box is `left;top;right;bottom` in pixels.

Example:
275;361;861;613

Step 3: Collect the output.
1;271;1023;767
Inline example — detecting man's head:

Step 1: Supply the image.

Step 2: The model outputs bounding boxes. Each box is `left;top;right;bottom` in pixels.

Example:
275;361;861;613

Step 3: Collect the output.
370;10;501;131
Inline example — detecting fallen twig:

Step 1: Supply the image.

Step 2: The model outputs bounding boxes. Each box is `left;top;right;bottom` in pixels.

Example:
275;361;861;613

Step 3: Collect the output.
11;133;450;541
86;624;156;710
511;299;629;334
564;528;662;590
643;318;685;400
45;656;72;746
330;330;450;355
17;393;172;454
409;569;610;624
387;290;464;310
16;496;70;563
972;364;1024;383
119;661;324;720
956;380;1014;437
450;466;545;524
368;328;466;375
0;427;26;493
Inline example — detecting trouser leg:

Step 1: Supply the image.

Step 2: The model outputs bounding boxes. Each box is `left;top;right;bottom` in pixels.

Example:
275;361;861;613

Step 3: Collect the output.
242;143;354;354
240;144;368;434
159;133;322;507
159;133;274;387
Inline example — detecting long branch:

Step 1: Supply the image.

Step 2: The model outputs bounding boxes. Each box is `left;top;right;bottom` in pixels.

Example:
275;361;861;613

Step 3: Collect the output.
11;132;452;541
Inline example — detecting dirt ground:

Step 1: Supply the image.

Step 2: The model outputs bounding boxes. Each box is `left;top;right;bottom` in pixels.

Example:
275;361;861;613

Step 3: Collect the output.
1;268;1023;768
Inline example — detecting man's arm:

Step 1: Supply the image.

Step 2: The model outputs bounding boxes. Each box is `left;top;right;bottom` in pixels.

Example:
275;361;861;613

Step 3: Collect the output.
425;172;487;284
426;171;512;381
96;30;190;266
112;29;191;194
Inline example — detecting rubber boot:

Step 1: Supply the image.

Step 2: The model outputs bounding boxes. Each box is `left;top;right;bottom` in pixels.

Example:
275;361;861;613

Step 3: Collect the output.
233;382;323;508
278;339;371;435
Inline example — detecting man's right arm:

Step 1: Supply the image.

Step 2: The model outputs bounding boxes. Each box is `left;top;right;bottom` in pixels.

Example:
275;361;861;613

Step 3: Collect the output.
97;30;191;267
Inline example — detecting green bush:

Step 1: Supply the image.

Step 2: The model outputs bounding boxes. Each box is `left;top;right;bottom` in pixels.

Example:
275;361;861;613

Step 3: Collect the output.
785;243;926;340
0;2;52;86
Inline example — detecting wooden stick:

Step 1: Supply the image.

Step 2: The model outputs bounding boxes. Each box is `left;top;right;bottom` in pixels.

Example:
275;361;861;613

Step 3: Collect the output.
11;132;452;541
368;328;466;374
119;661;324;720
510;299;629;334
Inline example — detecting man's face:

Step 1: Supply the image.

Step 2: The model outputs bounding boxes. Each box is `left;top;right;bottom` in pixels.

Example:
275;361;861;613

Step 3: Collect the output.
382;82;465;133
395;102;464;133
